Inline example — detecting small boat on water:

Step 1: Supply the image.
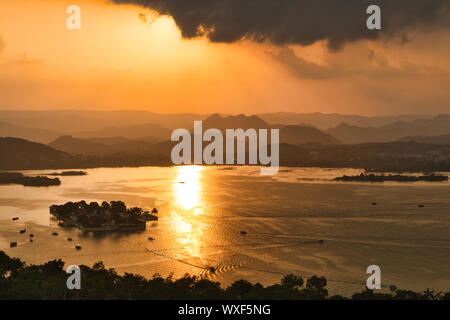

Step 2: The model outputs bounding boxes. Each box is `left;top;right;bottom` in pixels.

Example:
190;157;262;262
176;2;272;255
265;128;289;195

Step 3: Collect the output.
75;245;82;250
10;242;17;248
207;263;222;274
240;230;247;235
208;267;216;273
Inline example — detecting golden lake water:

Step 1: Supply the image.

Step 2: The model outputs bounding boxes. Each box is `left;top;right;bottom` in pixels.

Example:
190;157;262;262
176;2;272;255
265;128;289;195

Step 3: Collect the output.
1;166;449;295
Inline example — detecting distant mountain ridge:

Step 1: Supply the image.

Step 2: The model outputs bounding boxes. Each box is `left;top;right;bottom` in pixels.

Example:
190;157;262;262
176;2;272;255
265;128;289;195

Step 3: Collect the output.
200;114;341;145
0;109;433;133
1;110;449;145
0;121;60;143
202;113;270;131
279;125;341;145
258;112;431;130
327;114;450;144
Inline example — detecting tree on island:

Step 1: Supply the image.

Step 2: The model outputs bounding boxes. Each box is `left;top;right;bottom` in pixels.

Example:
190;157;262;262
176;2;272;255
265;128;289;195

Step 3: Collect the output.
110;201;126;213
101;201;111;210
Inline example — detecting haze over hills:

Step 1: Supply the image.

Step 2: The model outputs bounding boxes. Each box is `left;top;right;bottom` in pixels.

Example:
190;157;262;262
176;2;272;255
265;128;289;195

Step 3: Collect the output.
327;114;450;144
258;112;432;130
45;114;341;158
48;136;162;156
202;113;270;131
196;114;342;145
0;110;209;132
2;110;450;146
327;123;391;144
0;109;434;133
278;125;341;145
0;121;60;143
48;136;113;155
75;123;171;141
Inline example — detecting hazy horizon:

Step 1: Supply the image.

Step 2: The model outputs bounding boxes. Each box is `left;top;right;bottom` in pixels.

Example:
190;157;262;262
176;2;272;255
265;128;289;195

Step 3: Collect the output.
0;108;441;117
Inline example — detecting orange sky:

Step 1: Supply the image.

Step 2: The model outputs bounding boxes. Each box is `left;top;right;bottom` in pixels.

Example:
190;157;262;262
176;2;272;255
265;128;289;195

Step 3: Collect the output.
0;0;449;115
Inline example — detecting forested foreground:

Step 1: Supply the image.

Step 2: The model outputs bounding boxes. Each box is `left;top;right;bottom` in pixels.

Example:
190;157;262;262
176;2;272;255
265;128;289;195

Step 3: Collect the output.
1;251;448;300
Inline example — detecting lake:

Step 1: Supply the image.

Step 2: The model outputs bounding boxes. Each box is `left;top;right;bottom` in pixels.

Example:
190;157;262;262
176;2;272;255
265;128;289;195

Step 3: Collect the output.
1;166;449;296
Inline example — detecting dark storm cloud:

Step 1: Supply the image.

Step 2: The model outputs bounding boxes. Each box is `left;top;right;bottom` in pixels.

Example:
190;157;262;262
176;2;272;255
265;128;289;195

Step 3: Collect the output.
111;0;449;50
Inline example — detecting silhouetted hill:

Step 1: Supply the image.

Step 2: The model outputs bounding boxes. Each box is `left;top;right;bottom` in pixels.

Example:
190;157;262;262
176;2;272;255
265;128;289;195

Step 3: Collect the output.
0;137;72;170
280;125;341;145
202;114;340;145
202;113;270;131
383;114;450;136
1;137;170;170
0;121;60;143
327;114;450;144
326;123;387;144
48;136;111;155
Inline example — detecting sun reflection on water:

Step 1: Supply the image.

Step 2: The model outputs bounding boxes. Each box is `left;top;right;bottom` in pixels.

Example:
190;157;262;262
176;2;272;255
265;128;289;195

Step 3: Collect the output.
174;165;203;210
171;166;205;257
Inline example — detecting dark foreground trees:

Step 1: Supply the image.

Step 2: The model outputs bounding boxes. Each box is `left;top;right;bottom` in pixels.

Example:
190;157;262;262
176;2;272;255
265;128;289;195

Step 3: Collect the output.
0;251;448;300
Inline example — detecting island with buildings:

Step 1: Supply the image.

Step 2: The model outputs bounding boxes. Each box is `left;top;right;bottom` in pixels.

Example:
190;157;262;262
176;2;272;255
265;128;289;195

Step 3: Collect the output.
335;173;448;183
50;200;158;232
